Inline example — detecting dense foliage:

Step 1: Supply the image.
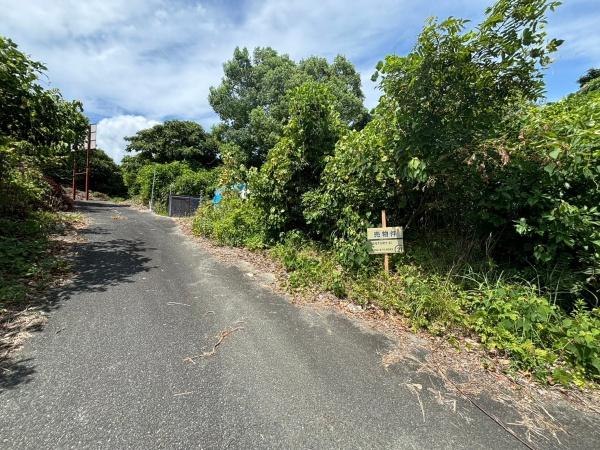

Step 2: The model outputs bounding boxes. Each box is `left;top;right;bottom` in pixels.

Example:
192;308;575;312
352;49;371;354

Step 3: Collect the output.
120;119;224;209
0;212;72;306
1;36;88;307
126;161;219;213
193;194;268;249
250;81;346;235
45;148;127;197
124;120;218;168
209;47;368;168
304;0;564;264
192;0;600;385
0;36;88;214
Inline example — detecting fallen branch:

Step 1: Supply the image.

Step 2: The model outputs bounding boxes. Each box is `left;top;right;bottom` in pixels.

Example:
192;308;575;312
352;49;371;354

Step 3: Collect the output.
184;322;244;364
406;383;425;422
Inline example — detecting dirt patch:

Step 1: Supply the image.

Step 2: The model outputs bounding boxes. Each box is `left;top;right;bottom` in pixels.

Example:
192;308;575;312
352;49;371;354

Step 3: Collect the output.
174;216;600;446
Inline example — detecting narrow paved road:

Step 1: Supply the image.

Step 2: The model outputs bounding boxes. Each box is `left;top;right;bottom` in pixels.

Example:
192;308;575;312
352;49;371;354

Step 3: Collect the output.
0;202;596;449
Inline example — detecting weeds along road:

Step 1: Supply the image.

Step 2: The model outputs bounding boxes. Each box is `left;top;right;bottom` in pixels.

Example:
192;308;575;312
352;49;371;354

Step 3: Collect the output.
0;201;595;449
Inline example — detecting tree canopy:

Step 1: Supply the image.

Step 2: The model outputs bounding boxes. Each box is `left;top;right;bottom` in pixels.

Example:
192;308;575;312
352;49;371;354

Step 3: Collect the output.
124;120;218;169
0;36;88;152
208;47;368;168
578;68;600;88
0;36;88;215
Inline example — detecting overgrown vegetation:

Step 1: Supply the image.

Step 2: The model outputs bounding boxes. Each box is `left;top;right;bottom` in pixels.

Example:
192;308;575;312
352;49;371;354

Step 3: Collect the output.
0;36;87;308
120;121;222;212
0;212;76;307
190;0;600;386
45;147;127;197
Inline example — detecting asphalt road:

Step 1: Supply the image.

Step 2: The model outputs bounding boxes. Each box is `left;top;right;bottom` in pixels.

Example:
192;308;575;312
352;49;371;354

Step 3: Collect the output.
1;201;597;449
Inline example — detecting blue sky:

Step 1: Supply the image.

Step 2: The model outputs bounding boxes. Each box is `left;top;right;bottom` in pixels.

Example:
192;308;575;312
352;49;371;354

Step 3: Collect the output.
1;0;598;162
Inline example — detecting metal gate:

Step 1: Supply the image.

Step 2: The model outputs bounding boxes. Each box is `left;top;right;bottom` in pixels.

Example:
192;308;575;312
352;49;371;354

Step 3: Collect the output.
168;195;201;217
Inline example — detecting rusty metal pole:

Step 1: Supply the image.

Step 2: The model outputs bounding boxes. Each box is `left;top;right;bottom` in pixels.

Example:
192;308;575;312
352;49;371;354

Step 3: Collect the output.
85;125;91;200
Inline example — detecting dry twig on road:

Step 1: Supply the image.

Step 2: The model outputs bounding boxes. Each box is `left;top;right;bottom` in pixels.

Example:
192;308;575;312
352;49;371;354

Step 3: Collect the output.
184;322;244;364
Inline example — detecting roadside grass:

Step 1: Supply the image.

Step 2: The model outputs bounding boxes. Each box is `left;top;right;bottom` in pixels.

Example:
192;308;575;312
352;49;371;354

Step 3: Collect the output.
0;211;82;309
1;210;84;360
191;205;600;387
126;194;169;215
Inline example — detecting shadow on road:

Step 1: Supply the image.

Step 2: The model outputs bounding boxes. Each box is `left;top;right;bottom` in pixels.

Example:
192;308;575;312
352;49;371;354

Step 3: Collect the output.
62;237;154;295
1;202;155;392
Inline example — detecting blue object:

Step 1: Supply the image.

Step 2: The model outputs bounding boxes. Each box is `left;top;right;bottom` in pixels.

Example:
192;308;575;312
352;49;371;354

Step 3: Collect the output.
212;184;247;204
212;188;223;204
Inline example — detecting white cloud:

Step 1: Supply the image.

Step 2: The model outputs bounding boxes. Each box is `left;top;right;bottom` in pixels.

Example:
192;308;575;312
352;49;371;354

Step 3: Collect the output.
96;115;160;163
0;0;597;141
0;0;489;123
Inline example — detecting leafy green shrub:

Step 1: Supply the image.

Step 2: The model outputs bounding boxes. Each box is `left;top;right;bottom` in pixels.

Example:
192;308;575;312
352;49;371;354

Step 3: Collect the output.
0;211;66;306
250;81;346;235
304;1;563;279
550;302;600;384
134;162;220;212
348;266;463;331
507;91;600;300
136;161;188;206
270;232;347;297
171;167;220;199
461;271;600;384
0;140;49;216
463;276;559;372
192;194;268;249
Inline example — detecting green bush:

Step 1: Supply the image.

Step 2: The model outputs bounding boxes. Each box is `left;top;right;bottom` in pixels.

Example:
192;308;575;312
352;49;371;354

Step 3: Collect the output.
250;81;346;236
507;91;600;299
552;302;600;384
171;167;220;199
270;232;347;297
133;162;220;212
0;211;68;306
192;194;268;249
0;140;49;216
136;161;188;206
461;272;600;384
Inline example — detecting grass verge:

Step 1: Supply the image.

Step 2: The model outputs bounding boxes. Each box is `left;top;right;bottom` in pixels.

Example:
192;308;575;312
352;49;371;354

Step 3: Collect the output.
0;211;85;359
191;204;600;388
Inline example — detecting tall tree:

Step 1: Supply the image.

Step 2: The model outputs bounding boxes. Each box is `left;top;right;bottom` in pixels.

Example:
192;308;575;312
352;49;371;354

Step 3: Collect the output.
124;120;218;168
0;36;88;151
0;36;88;215
578;68;600;88
251;81;345;234
209;47;368;169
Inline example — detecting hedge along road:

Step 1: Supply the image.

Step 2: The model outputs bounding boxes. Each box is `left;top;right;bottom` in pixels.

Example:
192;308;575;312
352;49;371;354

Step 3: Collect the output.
0;201;596;449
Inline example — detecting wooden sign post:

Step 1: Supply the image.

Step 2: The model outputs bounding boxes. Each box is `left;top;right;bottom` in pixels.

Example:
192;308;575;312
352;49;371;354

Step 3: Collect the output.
366;210;404;273
382;210;389;272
